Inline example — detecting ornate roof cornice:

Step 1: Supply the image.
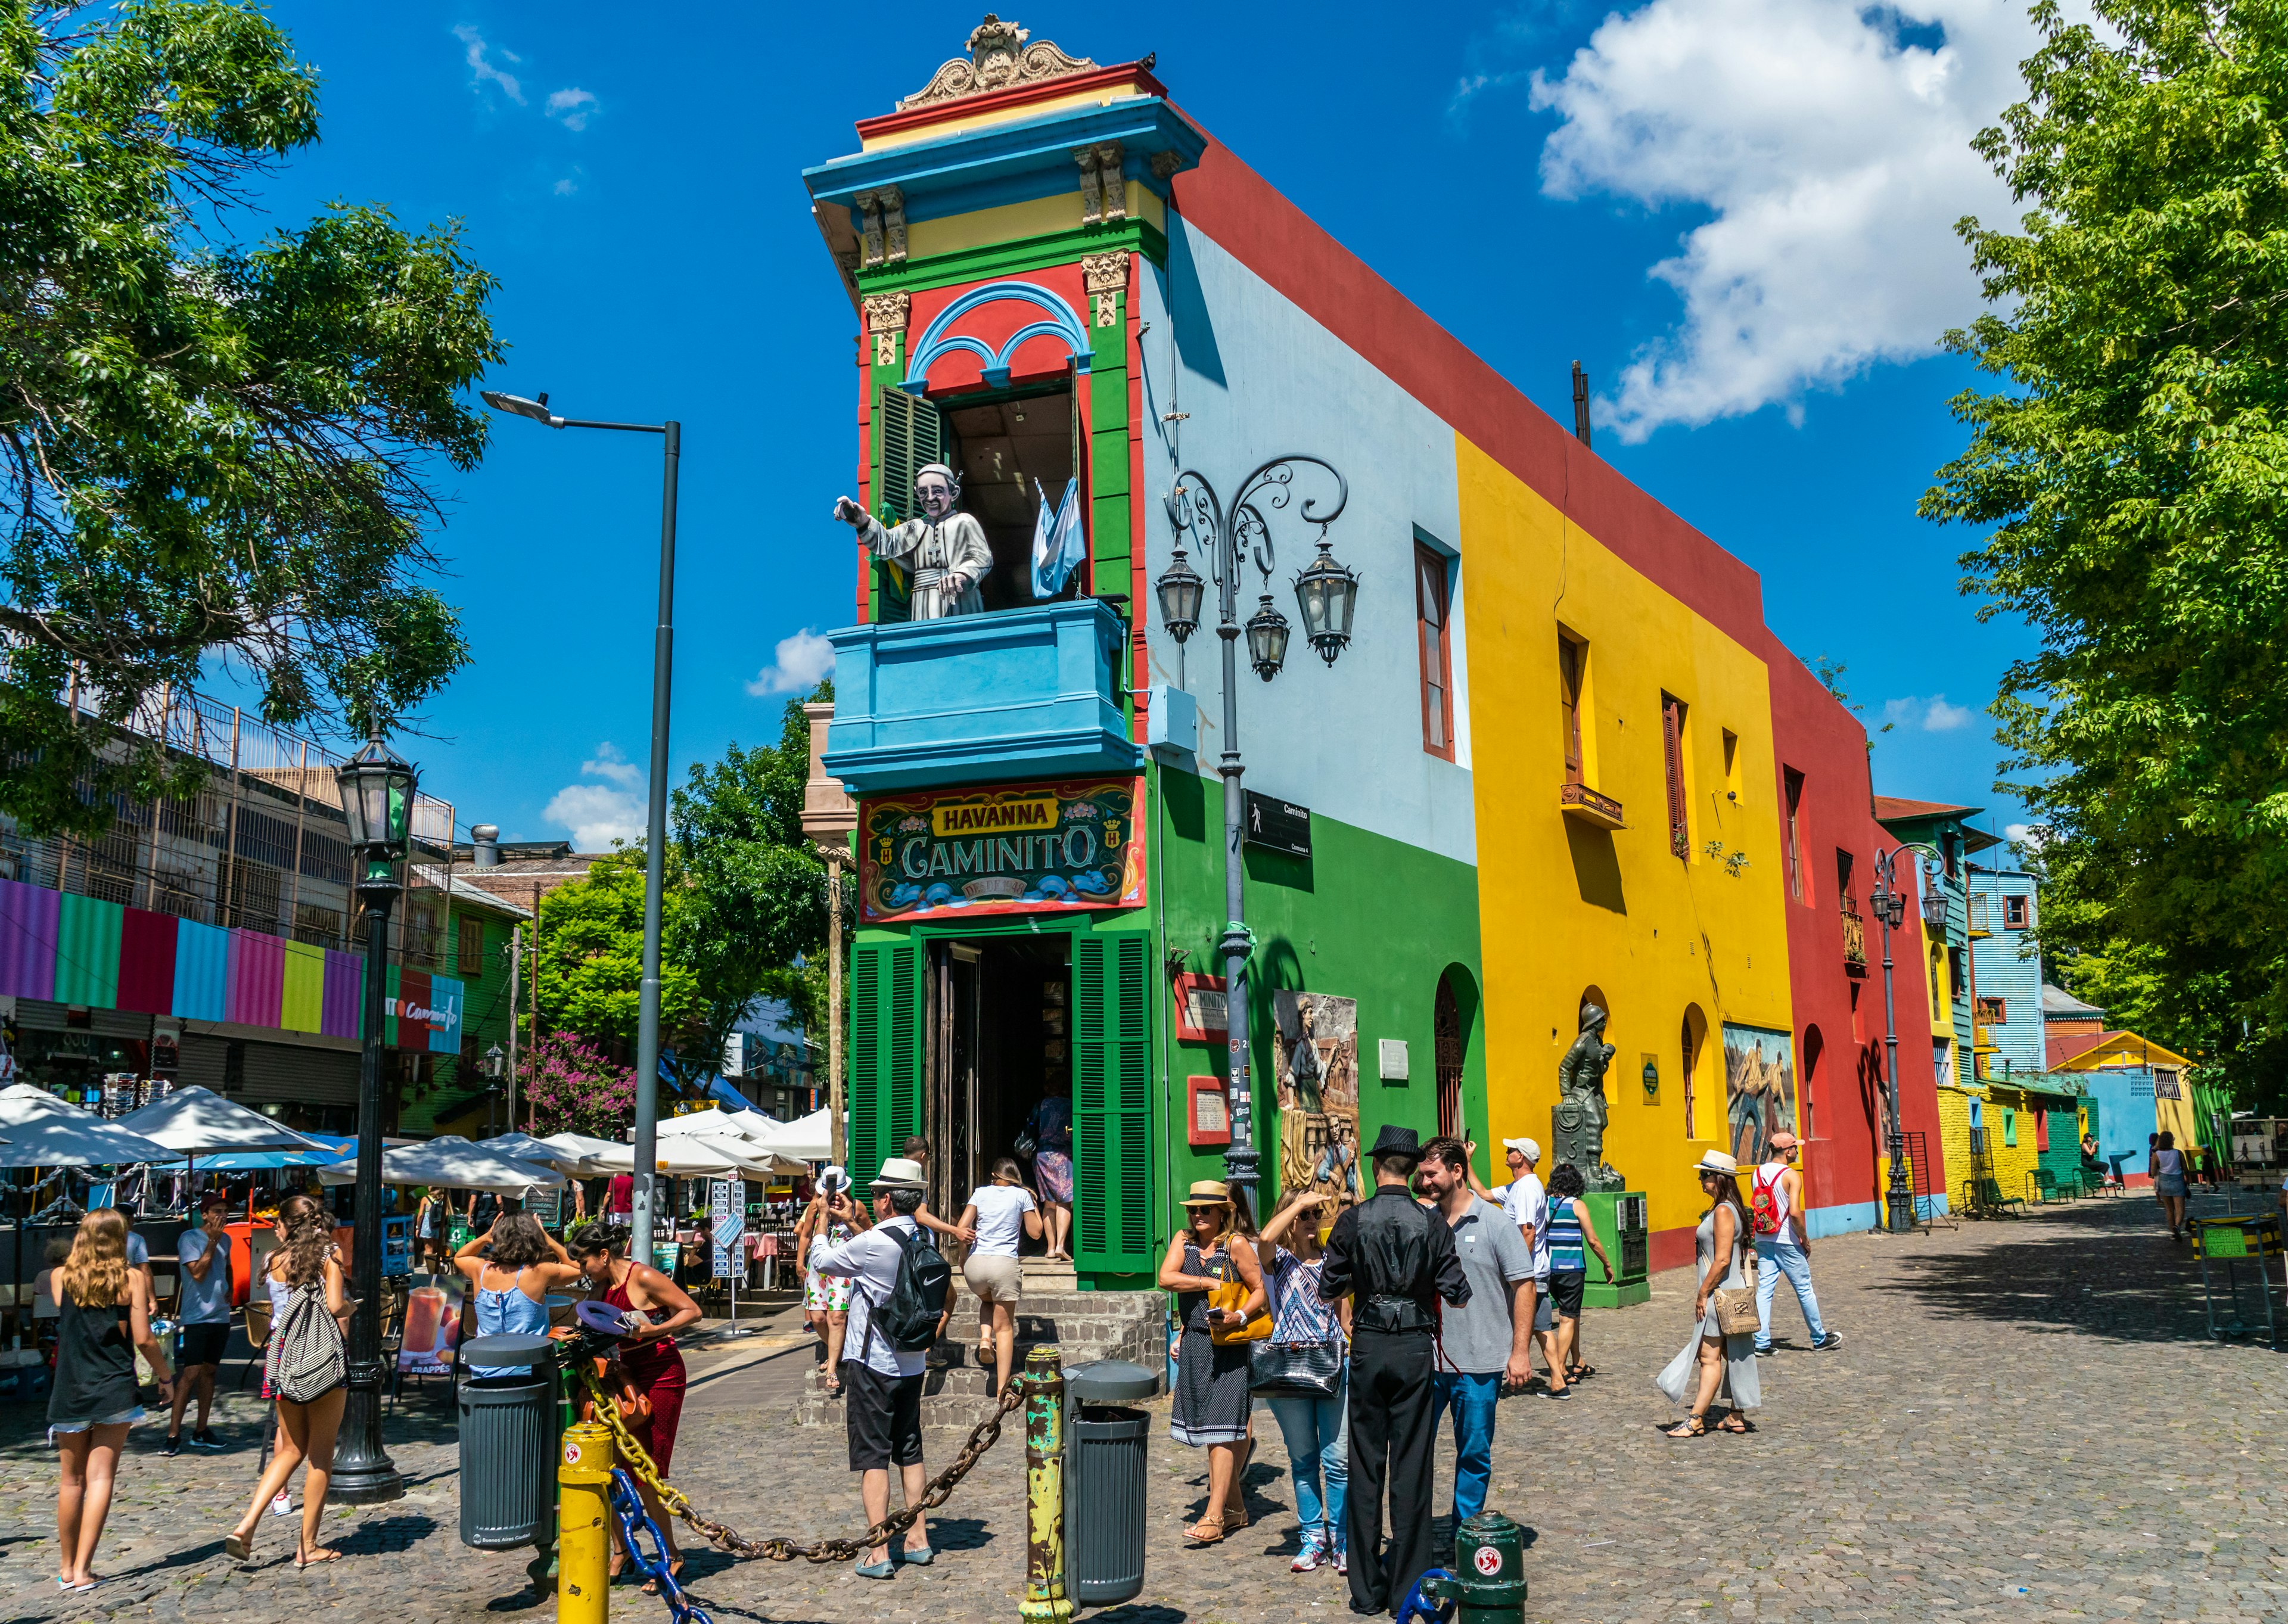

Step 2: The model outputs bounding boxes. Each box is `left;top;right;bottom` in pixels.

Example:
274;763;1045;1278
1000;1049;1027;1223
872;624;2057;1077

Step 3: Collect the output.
899;14;1098;111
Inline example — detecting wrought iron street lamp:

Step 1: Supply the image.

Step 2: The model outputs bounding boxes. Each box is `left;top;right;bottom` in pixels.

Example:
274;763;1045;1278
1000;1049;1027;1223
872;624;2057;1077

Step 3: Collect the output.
1156;456;1352;1194
329;724;415;1504
483;389;680;1264
1868;841;1942;1236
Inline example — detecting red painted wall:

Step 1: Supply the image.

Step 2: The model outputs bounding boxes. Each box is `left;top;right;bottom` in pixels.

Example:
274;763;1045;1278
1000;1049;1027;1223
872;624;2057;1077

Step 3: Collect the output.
1167;123;1947;1224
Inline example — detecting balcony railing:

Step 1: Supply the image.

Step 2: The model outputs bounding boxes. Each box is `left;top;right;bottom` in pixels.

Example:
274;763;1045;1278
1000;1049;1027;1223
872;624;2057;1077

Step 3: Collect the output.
1840;908;1867;975
1559;782;1625;830
822;599;1146;795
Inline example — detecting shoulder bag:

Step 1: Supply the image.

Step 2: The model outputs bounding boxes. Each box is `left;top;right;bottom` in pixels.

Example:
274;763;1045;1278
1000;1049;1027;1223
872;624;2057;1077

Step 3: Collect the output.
267;1281;347;1402
1709;1250;1761;1339
1249;1337;1342;1396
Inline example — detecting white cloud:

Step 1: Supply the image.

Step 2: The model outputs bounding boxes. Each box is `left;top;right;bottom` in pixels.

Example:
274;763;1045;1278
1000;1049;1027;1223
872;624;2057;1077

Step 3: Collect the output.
546;87;599;130
745;630;836;698
452;23;526;105
543;742;644;849
553;168;583;198
1882;693;1978;732
1528;0;2043;440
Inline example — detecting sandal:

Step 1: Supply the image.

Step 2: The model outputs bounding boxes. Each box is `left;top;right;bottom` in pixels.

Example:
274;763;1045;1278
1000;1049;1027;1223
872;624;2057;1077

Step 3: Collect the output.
1662;1414;1707;1439
224;1531;254;1561
1222;1503;1249;1532
641;1558;685;1594
1569;1363;1598;1380
295;1547;344;1568
1182;1516;1226;1545
1718;1411;1757;1435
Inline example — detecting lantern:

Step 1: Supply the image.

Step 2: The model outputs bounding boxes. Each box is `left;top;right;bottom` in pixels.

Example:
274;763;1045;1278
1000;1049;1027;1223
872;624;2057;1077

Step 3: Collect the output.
1245;594;1290;680
1292;540;1360;664
1155;548;1205;644
335;726;419;874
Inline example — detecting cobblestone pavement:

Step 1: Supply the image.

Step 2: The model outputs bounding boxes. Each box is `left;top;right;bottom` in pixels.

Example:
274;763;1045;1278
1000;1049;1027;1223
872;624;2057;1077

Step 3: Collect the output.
5;1189;2287;1623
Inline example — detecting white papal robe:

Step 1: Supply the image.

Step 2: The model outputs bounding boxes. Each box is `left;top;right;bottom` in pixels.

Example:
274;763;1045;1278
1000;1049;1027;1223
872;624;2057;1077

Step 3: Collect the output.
857;510;994;620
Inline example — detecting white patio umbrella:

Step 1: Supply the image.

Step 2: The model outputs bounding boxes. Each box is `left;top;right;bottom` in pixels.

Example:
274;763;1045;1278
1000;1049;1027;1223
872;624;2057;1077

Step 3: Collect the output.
590;1139;745;1178
118;1085;334;1154
754;1107;831;1163
0;1092;171;1167
474;1131;595;1178
536;1132;627;1178
725;1109;783;1138
317;1135;565;1193
655;1106;760;1141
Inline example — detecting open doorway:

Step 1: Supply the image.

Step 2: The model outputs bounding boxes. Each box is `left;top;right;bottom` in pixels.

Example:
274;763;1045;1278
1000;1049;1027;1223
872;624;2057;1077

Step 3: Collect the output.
926;933;1072;1250
941;385;1078;610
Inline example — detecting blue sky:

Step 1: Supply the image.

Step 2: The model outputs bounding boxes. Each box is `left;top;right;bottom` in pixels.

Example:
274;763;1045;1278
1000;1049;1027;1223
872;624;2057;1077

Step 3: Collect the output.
241;0;2041;850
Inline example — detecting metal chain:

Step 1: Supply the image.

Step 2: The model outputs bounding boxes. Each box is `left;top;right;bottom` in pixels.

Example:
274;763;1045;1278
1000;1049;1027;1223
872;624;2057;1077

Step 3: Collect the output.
607;1469;713;1624
579;1366;1027;1563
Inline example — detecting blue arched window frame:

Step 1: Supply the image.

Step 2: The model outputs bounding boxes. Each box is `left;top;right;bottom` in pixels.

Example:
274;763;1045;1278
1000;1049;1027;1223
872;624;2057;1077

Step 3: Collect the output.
901;279;1091;395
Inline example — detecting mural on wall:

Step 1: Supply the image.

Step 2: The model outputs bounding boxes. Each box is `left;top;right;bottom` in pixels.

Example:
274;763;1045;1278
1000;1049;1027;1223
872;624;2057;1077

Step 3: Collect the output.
1273;992;1360;1206
857;776;1146;922
1722;1023;1797;1167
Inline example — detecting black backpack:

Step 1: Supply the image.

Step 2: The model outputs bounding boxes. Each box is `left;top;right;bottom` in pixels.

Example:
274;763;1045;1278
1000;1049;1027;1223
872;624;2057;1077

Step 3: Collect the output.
869;1223;953;1352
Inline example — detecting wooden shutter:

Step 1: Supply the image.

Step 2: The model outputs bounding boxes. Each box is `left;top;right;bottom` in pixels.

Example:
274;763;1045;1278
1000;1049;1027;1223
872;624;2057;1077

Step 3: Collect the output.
1072;931;1154;1274
848;939;922;1200
876;388;944;523
1559;637;1585;785
1661;693;1689;858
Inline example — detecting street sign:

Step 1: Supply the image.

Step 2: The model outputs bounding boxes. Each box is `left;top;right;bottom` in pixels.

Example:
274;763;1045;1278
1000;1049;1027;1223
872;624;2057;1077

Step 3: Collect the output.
1243;791;1311;858
710;1178;744;1278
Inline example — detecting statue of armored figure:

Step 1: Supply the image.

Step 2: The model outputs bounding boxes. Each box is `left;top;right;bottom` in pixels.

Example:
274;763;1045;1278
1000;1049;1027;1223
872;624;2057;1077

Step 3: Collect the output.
1552;1003;1624;1192
833;462;994;620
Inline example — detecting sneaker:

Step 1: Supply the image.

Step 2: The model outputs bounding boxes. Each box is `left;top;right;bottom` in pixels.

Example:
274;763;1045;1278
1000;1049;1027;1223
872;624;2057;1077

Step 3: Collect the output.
161;1434;183;1458
269;1491;293;1518
189;1429;224;1451
1333;1546;1348;1576
1752;1346;1775;1359
1291;1542;1327;1573
1814;1332;1845;1351
1546;1385;1574;1400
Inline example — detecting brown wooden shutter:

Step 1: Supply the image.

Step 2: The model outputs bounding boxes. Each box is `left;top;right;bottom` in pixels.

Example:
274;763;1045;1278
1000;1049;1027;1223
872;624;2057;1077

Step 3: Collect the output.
1661;693;1689;858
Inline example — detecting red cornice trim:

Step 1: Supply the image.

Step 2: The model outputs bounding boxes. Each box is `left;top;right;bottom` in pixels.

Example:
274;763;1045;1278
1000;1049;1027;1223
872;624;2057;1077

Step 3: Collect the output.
854;63;1167;142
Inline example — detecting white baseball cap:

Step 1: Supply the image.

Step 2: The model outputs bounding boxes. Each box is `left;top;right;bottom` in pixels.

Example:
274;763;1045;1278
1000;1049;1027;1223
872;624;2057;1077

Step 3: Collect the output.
1502;1137;1541;1163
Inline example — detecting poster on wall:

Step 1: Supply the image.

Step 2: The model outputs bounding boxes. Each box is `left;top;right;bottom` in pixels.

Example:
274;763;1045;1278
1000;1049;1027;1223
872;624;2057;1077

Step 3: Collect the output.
1722;1023;1797;1168
396;1271;467;1376
857;777;1146;923
1273;993;1361;1206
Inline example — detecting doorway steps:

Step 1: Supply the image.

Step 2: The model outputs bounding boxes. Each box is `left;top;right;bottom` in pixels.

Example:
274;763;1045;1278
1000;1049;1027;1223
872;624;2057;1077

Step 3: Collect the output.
789;1277;1165;1430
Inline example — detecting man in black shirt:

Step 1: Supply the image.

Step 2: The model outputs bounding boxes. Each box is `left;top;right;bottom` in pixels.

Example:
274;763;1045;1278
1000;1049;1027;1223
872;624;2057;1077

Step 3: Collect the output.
1319;1125;1472;1615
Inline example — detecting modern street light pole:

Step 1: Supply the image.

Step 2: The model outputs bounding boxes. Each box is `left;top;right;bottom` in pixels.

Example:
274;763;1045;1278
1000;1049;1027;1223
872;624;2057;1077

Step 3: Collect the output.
328;726;417;1504
483;391;679;1263
1867;841;1944;1235
1157;458;1354;1199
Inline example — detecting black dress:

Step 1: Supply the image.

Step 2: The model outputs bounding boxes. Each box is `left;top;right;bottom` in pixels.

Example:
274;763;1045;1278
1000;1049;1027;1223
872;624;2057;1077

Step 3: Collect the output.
49;1290;137;1429
1168;1243;1251;1448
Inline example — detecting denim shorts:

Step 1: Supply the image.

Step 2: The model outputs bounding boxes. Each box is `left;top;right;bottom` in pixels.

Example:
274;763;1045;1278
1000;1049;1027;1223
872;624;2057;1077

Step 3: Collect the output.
50;1406;144;1441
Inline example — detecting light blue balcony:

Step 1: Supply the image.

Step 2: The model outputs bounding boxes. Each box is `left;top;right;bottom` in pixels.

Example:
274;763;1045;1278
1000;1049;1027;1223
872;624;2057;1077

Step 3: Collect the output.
823;601;1145;795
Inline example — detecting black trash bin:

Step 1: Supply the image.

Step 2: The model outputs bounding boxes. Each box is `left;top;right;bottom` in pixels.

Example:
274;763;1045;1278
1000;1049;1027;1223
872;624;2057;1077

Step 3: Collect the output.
458;1332;558;1550
1064;1358;1159;1607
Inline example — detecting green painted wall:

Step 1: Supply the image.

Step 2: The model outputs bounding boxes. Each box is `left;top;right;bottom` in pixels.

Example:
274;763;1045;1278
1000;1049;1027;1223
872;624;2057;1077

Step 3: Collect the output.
1146;761;1485;1242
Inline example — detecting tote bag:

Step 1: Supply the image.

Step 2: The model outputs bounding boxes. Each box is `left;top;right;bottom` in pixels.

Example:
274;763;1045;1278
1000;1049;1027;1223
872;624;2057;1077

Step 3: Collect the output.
267;1281;347;1403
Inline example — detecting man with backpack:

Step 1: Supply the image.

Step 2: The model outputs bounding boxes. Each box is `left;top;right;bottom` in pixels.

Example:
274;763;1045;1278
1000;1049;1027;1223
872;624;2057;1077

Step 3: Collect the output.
1749;1132;1842;1356
806;1156;953;1579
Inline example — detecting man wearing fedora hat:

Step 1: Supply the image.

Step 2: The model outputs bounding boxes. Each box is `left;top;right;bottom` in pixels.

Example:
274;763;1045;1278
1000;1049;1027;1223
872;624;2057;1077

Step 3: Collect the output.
806;1156;944;1579
1319;1125;1471;1616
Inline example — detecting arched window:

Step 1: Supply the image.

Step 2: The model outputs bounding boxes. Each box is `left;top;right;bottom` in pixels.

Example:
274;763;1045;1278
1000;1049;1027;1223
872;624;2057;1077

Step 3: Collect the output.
1681;1004;1709;1140
1435;979;1464;1140
1799;1024;1822;1144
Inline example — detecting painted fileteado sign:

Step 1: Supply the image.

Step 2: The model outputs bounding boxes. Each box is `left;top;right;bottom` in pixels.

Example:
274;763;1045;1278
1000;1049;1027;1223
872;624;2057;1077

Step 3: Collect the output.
859;777;1146;923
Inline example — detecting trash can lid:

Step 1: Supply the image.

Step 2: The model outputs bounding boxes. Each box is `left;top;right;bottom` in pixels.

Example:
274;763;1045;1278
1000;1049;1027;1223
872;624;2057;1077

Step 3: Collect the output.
1065;1358;1159;1402
461;1332;555;1368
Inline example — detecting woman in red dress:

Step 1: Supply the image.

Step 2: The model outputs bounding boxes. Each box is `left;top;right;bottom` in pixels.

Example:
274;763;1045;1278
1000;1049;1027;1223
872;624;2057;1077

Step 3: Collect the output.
569;1224;700;1586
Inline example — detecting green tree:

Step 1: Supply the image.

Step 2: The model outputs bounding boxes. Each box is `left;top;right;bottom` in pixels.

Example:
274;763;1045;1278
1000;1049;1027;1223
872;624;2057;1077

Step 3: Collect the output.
534;687;835;1079
1922;0;2288;1096
1;0;500;837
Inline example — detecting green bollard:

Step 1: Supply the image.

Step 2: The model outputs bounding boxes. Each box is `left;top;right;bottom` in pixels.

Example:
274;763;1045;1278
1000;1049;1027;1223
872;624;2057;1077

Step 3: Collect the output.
1421;1511;1530;1624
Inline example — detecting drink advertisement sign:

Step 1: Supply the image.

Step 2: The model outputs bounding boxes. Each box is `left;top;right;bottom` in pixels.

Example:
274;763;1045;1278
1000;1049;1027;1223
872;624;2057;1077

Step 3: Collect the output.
857;777;1145;924
397;1272;465;1376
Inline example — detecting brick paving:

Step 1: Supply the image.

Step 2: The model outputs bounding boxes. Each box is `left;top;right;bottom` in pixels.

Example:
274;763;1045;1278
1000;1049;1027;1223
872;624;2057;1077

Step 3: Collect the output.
4;1189;2287;1623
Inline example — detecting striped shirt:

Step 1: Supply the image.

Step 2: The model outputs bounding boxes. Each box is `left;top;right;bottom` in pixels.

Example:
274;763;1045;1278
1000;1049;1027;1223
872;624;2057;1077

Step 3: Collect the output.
1546;1197;1587;1274
1268;1250;1344;1349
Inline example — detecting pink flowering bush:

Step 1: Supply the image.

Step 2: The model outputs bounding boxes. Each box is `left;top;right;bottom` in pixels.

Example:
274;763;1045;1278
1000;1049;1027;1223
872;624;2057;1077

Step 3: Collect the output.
520;1031;635;1140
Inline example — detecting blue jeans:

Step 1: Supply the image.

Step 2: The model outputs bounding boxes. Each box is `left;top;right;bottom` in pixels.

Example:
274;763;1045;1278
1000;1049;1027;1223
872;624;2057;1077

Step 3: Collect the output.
1431;1370;1500;1522
1754;1238;1828;1351
1266;1369;1348;1551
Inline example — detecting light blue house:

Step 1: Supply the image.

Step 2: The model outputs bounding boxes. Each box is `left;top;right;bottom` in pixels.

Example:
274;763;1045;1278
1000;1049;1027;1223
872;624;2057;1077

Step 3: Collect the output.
1968;867;2044;1078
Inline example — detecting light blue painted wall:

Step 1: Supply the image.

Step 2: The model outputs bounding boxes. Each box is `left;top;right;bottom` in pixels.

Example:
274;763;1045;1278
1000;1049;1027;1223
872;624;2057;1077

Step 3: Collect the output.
2080;1068;2160;1178
1969;869;2044;1078
1131;216;1475;869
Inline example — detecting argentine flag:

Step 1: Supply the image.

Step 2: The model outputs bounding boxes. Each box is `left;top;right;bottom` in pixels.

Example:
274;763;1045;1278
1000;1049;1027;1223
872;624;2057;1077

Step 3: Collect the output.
1030;477;1084;599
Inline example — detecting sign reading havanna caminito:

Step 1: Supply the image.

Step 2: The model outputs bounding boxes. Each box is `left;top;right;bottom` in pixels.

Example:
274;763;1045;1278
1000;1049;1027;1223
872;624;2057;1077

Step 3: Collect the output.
857;776;1146;923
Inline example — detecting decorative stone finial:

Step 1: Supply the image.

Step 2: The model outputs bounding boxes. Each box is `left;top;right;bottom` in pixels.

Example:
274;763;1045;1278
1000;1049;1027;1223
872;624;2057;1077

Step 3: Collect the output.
897;14;1099;111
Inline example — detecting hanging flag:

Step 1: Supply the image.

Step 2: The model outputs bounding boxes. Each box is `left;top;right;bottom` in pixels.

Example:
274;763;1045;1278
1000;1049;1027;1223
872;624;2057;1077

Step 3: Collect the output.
1031;477;1084;599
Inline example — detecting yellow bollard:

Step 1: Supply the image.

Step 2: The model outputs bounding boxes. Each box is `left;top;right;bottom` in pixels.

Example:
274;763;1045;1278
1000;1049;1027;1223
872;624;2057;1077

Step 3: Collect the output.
1019;1346;1075;1624
558;1420;614;1624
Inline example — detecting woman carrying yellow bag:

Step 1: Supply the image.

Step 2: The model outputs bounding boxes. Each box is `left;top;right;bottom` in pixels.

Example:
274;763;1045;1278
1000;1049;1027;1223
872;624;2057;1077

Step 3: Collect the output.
1157;1181;1266;1544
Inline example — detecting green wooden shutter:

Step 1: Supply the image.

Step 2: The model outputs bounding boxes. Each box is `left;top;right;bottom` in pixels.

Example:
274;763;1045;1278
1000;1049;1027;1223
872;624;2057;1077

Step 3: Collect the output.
876;388;944;524
849;939;922;1200
1073;932;1154;1274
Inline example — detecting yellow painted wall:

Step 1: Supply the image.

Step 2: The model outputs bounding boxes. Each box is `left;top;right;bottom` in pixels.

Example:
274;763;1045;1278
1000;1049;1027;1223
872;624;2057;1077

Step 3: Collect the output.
1454;436;1796;1245
1985;1084;2042;1205
1937;1087;1975;1209
903;182;1165;263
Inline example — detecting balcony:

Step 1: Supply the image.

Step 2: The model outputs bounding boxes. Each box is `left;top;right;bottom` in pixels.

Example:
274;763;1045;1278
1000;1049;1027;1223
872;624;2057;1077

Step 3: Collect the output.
1559;782;1625;830
822;599;1146;795
1841;909;1867;976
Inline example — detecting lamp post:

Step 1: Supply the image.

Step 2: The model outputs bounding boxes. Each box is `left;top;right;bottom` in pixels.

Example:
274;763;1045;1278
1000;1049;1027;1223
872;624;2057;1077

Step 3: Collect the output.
483;390;680;1263
1867;841;1944;1235
484;1044;505;1137
329;724;416;1504
1157;458;1354;1196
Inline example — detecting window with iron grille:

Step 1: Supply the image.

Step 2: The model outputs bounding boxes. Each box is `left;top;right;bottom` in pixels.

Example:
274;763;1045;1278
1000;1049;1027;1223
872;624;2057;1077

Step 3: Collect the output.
1975;995;2006;1023
1660;693;1689;858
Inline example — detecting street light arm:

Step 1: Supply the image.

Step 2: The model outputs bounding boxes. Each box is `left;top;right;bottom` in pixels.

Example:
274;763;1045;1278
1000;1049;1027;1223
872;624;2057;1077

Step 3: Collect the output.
553;418;669;435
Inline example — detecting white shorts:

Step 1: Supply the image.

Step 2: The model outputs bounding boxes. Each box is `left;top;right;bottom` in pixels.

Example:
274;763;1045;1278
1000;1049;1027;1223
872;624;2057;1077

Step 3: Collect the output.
964;1253;1023;1305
